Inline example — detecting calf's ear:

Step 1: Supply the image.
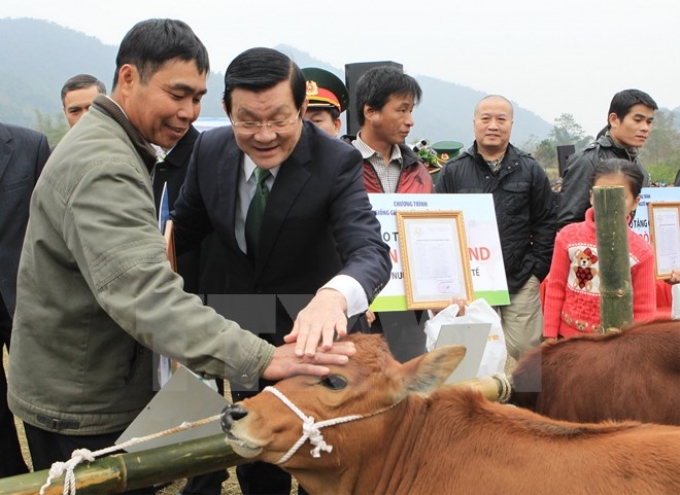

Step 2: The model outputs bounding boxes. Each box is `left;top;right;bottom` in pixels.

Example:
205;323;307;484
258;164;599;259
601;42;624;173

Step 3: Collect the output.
402;345;466;396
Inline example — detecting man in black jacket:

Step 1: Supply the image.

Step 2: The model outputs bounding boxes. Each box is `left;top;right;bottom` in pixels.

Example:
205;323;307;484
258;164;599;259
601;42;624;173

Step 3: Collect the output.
436;95;556;360
558;89;657;229
0;122;50;477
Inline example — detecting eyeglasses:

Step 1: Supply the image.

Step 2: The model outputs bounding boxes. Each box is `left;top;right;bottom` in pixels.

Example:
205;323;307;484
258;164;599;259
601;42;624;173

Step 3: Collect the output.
231;110;301;134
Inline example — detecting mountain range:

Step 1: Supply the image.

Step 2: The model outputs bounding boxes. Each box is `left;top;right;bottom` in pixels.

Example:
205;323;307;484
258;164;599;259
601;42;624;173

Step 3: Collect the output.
0;17;558;146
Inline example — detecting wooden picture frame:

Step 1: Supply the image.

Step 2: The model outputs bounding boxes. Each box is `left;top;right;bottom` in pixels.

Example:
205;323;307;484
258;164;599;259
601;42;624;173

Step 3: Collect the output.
647;202;680;279
396;210;474;310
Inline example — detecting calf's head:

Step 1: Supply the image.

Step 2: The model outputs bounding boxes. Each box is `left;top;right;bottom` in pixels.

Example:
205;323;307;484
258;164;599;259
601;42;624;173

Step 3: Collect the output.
221;334;465;467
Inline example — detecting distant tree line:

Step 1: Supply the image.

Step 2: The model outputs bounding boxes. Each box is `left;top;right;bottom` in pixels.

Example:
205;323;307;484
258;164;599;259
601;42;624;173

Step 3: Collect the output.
34;110;69;147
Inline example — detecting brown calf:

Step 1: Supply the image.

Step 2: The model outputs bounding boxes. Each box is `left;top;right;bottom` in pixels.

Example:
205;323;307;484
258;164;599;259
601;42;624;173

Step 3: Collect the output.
222;333;680;495
511;319;680;424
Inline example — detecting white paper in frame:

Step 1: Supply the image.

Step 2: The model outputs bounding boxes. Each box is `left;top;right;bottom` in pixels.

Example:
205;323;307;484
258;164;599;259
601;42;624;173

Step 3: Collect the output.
396;210;474;310
647;202;680;279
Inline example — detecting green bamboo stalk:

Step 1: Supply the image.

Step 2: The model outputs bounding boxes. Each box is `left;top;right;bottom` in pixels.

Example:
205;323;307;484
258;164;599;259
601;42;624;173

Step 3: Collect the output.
593;185;633;332
0;433;245;495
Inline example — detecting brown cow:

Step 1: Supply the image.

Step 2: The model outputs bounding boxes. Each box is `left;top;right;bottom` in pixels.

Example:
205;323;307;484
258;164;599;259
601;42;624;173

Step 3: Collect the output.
511;319;680;424
221;333;680;495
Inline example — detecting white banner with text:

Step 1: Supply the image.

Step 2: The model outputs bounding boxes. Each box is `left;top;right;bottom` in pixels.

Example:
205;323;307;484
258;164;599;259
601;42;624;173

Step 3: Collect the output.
368;193;510;311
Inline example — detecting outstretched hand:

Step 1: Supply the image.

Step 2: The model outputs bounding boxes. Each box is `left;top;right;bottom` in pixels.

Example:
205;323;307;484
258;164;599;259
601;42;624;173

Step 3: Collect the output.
284;289;348;357
262;340;357;381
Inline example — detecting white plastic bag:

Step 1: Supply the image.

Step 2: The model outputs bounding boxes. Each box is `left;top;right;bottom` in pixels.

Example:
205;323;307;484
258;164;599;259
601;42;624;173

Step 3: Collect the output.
672;284;680;320
423;299;507;377
424;303;463;352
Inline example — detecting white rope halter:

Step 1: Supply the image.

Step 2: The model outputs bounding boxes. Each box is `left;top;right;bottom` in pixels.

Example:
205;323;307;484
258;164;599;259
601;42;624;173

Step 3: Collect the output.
263;385;401;464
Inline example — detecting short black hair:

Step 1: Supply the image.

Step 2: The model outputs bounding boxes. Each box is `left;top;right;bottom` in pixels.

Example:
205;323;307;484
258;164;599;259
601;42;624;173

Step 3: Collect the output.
60;74;107;105
606;89;658;128
113;19;209;88
354;67;422;126
222;47;306;117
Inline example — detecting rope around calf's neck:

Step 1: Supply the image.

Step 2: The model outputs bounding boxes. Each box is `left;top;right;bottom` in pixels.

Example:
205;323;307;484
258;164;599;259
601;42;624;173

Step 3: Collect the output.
265;374;513;465
38;413;221;495
264;385;402;464
492;373;513;403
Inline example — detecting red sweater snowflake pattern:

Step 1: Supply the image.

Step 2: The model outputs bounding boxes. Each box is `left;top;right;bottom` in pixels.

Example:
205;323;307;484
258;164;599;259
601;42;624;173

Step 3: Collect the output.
543;208;656;338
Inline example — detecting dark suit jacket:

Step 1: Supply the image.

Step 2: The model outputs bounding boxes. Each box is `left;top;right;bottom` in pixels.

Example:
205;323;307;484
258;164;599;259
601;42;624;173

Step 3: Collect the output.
152;125;231;296
172;121;390;343
0;123;50;318
153;126;200;215
152;125;203;294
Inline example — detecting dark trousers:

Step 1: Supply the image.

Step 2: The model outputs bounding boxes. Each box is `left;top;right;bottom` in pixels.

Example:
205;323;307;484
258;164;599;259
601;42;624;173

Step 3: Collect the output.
181;469;228;495
0;300;29;478
180;378;228;495
236;461;309;495
23;423;155;494
232;389;308;495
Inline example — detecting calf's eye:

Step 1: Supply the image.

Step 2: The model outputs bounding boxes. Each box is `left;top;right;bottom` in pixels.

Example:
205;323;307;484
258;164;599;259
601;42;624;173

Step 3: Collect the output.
320;374;347;390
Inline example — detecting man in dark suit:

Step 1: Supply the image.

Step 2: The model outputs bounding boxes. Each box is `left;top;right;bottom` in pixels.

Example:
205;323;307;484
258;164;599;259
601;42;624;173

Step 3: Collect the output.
0;122;50;477
172;47;391;495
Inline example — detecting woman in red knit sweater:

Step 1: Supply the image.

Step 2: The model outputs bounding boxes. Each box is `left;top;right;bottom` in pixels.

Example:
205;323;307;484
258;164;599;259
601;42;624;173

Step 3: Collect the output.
544;158;656;339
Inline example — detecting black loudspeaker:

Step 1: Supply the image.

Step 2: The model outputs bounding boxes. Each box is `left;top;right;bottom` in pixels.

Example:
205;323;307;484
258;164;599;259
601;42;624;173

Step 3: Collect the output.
557;144;576;178
344;61;403;137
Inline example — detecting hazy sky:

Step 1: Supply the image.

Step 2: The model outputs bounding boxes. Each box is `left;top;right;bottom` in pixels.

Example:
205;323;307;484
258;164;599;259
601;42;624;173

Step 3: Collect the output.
5;0;679;135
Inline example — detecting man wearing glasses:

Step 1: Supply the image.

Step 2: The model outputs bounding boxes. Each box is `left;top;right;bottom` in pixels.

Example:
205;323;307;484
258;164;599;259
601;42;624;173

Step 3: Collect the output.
171;47;390;495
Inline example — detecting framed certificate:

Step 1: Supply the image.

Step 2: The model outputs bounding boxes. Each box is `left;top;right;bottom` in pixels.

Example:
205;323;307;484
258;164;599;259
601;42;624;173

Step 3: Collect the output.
647;202;680;279
396;210;474;310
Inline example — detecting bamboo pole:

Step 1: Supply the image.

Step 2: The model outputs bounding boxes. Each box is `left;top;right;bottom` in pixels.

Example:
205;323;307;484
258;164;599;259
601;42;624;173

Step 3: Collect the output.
0;434;245;495
452;374;512;403
593;185;633;332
